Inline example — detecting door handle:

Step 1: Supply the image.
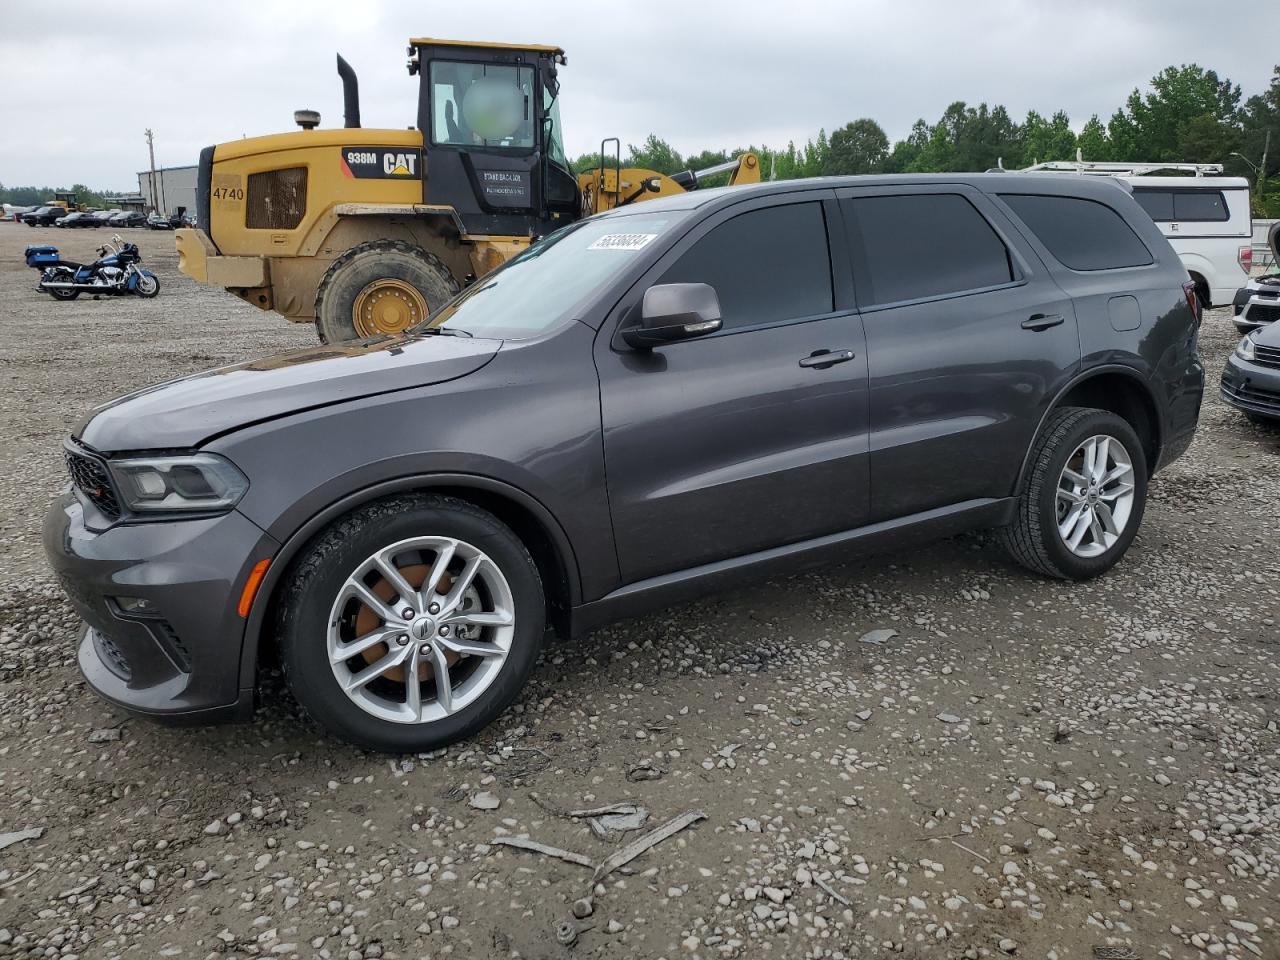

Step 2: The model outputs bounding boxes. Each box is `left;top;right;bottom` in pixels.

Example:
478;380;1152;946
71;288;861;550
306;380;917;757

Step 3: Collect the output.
1022;313;1065;331
798;349;856;369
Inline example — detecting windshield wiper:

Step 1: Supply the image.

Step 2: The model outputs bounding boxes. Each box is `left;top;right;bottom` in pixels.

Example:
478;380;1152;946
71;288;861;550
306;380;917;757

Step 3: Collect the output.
417;326;473;338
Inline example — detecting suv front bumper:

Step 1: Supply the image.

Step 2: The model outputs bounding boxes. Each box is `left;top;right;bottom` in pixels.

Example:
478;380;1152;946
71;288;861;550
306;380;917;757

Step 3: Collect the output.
43;489;279;723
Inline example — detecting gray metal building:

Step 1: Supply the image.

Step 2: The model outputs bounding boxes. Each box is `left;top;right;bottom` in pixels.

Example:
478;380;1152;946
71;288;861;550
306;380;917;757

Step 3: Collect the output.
137;165;198;216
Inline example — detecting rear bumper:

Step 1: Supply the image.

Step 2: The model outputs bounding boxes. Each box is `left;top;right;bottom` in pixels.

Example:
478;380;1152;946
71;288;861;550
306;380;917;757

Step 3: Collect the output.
43;489;278;722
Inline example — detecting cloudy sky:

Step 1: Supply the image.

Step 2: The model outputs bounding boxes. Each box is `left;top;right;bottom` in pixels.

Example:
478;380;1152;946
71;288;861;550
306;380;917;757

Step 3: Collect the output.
1;0;1274;190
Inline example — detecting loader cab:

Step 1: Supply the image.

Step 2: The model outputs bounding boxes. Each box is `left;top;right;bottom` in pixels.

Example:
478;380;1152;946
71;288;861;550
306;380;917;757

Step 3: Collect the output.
409;39;580;237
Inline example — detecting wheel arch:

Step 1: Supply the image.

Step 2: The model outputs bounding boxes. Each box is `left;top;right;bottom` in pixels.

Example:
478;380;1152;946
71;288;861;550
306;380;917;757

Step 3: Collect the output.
1017;366;1162;491
240;473;581;693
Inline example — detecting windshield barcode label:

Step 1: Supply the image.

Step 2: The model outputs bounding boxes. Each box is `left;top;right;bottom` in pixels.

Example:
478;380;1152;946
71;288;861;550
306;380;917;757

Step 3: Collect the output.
588;233;658;252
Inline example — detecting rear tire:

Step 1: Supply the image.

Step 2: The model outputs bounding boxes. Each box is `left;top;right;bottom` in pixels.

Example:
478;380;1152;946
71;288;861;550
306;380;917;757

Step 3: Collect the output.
277;494;544;753
314;240;459;344
1000;407;1147;580
48;287;79;301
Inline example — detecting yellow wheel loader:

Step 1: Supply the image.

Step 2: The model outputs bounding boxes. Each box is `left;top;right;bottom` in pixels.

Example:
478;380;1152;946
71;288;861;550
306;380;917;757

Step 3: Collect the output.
176;39;760;342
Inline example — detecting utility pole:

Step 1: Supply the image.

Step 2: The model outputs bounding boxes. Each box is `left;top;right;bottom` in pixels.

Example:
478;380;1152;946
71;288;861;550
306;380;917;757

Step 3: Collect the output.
145;128;158;214
1260;129;1270;198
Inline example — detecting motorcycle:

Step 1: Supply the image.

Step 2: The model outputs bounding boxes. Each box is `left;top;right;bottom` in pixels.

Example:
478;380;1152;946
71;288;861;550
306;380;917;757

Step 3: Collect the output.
24;235;160;301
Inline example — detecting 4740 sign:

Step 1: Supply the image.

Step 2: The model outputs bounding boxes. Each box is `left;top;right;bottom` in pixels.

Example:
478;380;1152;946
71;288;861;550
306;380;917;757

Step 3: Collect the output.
341;147;423;180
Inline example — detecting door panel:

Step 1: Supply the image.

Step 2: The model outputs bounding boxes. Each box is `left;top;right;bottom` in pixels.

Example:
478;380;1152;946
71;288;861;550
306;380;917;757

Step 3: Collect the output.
595;193;870;584
837;185;1081;522
598;314;869;583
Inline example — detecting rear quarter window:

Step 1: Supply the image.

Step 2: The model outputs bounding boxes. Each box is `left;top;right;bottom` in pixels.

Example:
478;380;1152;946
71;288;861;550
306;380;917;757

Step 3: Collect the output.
1000;194;1153;271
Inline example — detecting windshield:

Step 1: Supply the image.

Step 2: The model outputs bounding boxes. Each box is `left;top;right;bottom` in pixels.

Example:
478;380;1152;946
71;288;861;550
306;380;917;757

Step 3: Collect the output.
423;213;686;340
431;61;535;150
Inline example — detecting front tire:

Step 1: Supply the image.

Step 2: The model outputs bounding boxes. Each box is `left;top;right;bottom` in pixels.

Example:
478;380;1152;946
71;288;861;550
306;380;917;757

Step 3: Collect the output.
1001;407;1147;580
135;273;160;298
314;240;459;343
278;495;544;752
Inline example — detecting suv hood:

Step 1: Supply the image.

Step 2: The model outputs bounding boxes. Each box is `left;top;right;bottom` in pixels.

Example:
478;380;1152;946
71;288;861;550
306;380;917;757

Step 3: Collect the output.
77;334;501;451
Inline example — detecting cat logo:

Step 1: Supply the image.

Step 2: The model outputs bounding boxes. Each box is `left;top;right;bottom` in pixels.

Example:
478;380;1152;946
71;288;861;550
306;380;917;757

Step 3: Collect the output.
383;153;417;177
341;147;423;180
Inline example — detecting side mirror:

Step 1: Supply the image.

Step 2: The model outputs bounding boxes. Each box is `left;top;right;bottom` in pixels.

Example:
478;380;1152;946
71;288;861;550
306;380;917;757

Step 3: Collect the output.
642;177;661;193
622;283;722;350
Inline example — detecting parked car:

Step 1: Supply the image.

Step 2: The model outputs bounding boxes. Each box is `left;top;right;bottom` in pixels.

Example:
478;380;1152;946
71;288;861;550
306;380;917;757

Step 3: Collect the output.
55;212;101;229
1229;222;1280;333
145;213;175;230
108;211;147;228
44;174;1204;752
22;206;68;227
1222;324;1280;424
92;210;121;226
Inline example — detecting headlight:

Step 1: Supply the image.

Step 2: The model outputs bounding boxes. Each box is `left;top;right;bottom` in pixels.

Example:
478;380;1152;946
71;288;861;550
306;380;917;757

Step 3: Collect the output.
109;453;248;514
1235;335;1257;362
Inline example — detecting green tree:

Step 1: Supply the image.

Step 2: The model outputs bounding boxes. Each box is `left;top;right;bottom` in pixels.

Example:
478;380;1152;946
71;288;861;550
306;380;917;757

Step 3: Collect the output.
825;119;889;175
625;135;684;175
1076;115;1112;162
1021;110;1077;165
1111;64;1242;160
1237;65;1279;193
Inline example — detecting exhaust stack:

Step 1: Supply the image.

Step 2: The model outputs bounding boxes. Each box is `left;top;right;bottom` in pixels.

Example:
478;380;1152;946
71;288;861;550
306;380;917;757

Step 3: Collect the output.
337;54;361;129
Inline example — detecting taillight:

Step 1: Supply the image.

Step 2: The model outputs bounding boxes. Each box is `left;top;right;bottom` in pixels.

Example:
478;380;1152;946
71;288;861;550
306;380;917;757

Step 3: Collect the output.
1239;245;1253;273
1182;280;1203;327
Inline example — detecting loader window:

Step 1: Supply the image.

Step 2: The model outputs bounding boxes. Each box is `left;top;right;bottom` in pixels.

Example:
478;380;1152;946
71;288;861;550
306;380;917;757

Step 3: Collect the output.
431;61;535;150
543;88;568;169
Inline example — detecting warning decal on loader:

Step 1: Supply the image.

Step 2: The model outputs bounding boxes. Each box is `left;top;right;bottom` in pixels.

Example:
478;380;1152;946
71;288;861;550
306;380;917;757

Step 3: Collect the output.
341;148;423;179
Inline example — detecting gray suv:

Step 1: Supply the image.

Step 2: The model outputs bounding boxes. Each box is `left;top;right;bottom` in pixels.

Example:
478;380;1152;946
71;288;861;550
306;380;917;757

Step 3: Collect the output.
45;175;1204;752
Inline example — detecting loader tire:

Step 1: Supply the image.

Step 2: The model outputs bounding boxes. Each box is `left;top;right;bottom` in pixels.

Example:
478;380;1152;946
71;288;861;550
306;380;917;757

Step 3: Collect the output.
314;240;460;343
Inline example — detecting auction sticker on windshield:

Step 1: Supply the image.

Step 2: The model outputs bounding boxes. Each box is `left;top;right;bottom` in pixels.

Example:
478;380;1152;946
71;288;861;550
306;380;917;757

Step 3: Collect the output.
587;233;659;252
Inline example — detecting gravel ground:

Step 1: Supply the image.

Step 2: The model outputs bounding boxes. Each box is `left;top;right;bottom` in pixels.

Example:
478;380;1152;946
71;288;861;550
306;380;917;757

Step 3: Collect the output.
0;222;1278;960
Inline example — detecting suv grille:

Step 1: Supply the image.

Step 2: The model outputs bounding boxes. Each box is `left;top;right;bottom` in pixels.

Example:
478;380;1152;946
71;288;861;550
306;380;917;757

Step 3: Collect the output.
65;447;121;520
246;167;307;230
1254;343;1280;368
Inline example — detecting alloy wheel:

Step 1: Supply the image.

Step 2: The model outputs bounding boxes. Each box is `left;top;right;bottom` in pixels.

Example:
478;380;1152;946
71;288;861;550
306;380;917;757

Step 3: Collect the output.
1055;434;1136;558
326;537;516;724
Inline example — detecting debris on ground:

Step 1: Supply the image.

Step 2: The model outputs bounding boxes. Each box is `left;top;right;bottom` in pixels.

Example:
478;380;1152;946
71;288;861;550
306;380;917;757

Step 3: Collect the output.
858;628;898;645
0;827;44;852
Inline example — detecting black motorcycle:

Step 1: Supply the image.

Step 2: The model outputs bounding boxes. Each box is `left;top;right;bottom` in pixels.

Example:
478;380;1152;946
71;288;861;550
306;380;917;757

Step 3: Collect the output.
25;235;160;301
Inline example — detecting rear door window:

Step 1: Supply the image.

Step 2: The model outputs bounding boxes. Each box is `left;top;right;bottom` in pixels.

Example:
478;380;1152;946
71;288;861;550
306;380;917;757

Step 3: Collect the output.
840;193;1013;307
1000;194;1153;271
658;201;833;331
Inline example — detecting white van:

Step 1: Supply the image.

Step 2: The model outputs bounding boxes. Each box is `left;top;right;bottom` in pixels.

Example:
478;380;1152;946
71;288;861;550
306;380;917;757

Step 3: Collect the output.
1013;162;1252;308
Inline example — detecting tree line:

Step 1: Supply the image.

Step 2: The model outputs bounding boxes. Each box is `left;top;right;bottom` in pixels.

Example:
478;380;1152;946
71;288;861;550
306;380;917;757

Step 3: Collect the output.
0;183;115;209
574;64;1280;215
